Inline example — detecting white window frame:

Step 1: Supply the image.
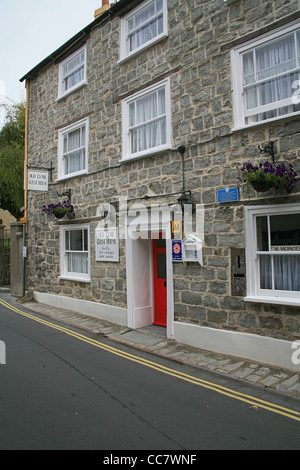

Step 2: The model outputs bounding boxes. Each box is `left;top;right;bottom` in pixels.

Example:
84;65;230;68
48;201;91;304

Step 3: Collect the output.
231;21;300;130
122;78;171;161
58;45;87;99
60;224;90;282
57;118;88;181
119;0;168;62
245;203;300;307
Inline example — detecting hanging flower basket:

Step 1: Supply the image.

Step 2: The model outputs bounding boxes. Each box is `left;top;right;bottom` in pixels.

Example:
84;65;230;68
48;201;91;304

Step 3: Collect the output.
42;200;75;220
238;161;297;194
250;180;274;193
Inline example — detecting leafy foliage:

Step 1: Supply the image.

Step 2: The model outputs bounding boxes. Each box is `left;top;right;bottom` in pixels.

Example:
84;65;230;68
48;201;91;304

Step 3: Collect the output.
0;102;25;218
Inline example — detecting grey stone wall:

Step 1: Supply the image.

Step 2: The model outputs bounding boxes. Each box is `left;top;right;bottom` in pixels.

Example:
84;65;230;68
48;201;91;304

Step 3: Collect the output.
26;0;300;341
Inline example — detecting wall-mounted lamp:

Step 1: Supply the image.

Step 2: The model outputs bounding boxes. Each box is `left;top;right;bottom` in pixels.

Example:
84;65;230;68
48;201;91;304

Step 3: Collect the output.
57;189;72;201
177;145;192;209
258;141;276;163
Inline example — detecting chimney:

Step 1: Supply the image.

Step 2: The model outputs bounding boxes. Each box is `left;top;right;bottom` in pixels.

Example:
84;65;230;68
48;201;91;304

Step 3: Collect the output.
94;0;110;19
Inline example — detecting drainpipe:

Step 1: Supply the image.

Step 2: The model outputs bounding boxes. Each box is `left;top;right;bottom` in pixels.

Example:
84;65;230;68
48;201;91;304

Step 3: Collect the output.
22;80;29;297
24;80;29;226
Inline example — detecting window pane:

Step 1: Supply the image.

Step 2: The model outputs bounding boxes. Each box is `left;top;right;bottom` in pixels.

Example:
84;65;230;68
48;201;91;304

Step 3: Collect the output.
256;216;268;251
83;229;88;251
68;149;84;173
243;51;255;85
65;231;69;251
274;254;300;291
259;254;272;289
136;91;157;124
68;128;81;152
270;214;300;250
158;88;165;115
69;230;84;251
156;0;163;12
161;118;166;144
256;34;296;81
128;17;134;32
135;2;155;28
258;72;297;105
246;86;257;109
63;135;68;154
129;102;135;126
67;253;88;274
131;129;137;153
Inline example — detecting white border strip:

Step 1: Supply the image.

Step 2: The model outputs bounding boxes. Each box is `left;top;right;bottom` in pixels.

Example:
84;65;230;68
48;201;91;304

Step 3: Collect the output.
33;292;128;327
174;321;300;372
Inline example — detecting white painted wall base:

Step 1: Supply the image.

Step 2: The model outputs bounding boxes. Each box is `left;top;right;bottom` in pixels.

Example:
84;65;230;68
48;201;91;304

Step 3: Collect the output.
33;292;128;326
33;292;299;372
174;321;300;372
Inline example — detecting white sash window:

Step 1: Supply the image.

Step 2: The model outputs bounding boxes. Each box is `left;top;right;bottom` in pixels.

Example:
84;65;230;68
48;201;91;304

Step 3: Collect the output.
120;0;168;61
60;225;90;282
245;204;300;306
122;79;171;160
232;22;300;129
58;46;86;98
58;118;88;180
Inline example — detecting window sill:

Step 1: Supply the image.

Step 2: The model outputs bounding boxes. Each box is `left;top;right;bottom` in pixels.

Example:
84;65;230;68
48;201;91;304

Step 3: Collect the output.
120;145;172;163
56;82;87;102
56;170;88;182
118;33;168;65
244;295;300;308
232;110;300;133
59;276;91;283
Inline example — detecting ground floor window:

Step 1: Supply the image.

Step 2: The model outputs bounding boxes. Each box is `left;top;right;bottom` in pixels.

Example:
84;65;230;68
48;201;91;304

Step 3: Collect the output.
245;203;300;306
60;224;90;281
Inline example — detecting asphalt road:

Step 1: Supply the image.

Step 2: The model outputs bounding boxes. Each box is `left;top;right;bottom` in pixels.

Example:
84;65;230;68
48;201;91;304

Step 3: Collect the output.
0;295;299;451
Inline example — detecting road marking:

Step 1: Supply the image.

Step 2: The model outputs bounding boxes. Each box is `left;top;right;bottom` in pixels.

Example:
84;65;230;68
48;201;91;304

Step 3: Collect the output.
1;298;300;422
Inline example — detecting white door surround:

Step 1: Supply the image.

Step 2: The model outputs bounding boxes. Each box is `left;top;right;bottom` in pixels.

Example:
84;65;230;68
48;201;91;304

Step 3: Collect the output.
125;205;174;338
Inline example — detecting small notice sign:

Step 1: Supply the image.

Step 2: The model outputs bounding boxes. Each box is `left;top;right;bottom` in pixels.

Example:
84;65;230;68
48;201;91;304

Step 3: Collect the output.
95;227;119;262
28;170;48;191
172;220;181;236
172;240;182;262
217;187;239;203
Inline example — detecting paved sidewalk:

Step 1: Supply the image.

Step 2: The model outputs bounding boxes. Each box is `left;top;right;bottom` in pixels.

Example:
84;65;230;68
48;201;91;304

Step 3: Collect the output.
1;290;300;401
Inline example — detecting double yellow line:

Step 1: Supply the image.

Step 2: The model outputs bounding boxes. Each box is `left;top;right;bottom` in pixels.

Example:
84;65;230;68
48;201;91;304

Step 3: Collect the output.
1;298;300;422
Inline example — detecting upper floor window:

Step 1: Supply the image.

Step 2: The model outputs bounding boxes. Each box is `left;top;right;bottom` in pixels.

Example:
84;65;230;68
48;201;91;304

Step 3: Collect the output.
58;45;86;98
122;78;171;161
58;118;88;180
231;22;300;129
120;0;168;61
245;204;300;307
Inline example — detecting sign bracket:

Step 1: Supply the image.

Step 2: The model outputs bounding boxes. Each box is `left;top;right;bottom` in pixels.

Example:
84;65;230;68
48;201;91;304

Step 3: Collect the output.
27;161;55;182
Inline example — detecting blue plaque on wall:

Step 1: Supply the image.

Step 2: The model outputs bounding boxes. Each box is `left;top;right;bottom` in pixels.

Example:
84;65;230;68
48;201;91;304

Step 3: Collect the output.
217;187;239;203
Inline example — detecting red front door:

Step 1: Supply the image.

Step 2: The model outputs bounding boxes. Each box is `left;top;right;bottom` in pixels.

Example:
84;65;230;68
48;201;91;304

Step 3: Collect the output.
152;237;167;326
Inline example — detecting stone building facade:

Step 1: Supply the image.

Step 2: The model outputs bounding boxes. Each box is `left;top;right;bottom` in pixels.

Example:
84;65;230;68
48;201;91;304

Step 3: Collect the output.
21;0;300;370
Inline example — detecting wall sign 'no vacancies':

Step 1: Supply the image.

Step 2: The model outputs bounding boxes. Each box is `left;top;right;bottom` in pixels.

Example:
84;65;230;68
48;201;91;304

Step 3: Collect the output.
95;227;119;262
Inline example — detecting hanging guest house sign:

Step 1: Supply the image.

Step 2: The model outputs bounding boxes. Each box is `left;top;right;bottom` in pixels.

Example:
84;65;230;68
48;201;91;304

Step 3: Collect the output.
28;170;48;191
95;227;119;262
